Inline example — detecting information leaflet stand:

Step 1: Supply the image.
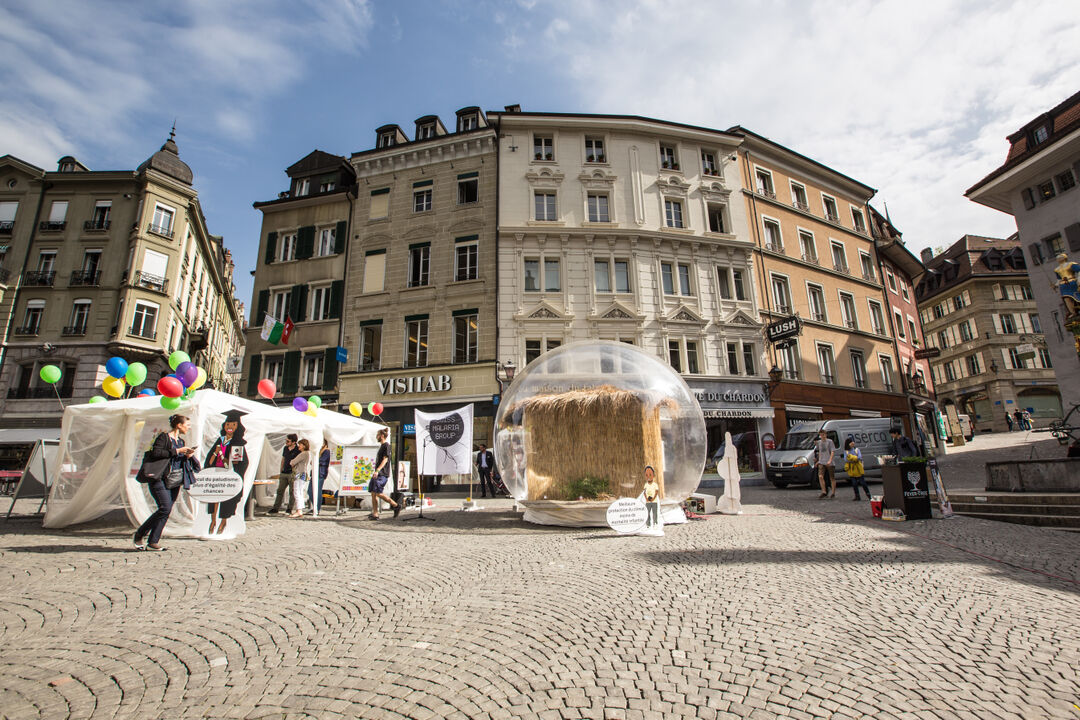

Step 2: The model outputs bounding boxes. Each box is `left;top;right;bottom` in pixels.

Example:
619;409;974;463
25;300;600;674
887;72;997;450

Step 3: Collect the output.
4;439;59;520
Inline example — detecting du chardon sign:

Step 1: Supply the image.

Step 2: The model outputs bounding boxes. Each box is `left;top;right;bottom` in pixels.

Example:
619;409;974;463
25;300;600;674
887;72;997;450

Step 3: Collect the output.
378;374;452;395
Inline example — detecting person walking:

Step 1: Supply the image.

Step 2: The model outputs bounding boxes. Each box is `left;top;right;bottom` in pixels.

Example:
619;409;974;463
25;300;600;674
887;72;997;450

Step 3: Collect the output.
1005;412;1014;432
815;429;837;499
890;427;919;459
1022;409;1033;430
368;428;400;520
269;434;299;514
475;443;496;498
1014;410;1025;432
133;414;199;551
288;439;311;518
844;437;870;501
309;439;330;515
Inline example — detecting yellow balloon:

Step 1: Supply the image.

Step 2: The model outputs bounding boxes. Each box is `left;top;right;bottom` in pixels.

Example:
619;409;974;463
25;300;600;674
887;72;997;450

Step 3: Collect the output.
349;402;363;417
189;367;207;390
102;375;126;398
305;406;318;417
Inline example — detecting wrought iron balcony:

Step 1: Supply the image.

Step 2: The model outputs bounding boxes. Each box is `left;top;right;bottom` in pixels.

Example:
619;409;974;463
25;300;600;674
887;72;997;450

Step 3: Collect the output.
147;223;174;239
758;188;776;199
62;325;87;336
833;263;850;274
39;221;66;232
792;201;809;211
70;270;101;286
821;373;836;385
132;270;168;293
811;312;826;322
13;326;39;336
826;212;840;223
129;327;157;340
801;252;819;264
0;221;13;234
23;270;55;286
765;242;784;253
83;219;110;232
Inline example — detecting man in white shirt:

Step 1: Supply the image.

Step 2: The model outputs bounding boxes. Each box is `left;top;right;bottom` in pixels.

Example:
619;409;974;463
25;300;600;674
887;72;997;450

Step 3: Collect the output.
815;429;836;499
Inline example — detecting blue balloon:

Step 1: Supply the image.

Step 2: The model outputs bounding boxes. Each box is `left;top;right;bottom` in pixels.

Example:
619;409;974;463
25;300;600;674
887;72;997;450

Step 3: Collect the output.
138;388;156;396
105;356;129;379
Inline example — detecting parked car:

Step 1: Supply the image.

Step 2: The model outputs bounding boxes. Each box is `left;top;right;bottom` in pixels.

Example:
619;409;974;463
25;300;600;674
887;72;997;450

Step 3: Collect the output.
765;418;895;488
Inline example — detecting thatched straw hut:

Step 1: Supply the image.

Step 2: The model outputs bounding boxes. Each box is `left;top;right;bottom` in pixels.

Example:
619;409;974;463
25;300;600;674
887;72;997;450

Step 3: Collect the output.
505;385;669;501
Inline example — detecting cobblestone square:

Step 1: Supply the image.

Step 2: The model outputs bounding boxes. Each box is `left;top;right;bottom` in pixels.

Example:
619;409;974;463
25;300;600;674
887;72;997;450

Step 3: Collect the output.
1;487;1078;719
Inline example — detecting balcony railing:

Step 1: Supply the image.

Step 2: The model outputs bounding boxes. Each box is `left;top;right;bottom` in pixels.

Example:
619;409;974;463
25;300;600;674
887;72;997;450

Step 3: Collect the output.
23;270;55;286
853;378;867;389
884;382;896;392
826;213;840;223
792;200;809;211
132;271;168;293
862;271;876;281
845;320;858;330
872;324;885;335
765;243;783;252
39;221;66;232
83;219;111;232
783;369;800;380
147;223;174;239
821;373;835;385
0;221;13;234
62;325;87;336
801;252;819;264
129;327;157;340
774;304;792;314
811;312;826;322
833;263;850;274
758;188;776;199
13;326;39;336
70;270;101;286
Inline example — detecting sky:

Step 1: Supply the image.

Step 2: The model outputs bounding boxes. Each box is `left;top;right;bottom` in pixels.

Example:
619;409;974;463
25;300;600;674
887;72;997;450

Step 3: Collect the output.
3;0;1079;318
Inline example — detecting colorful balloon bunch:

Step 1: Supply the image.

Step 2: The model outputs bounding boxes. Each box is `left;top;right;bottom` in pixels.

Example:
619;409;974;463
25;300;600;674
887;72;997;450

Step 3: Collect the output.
154;351;207;410
93;356;151;400
348;401;384;417
291;394;323;417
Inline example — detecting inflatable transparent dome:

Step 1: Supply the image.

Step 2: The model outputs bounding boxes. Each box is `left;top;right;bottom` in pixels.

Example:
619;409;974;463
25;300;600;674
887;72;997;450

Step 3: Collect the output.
494;340;706;526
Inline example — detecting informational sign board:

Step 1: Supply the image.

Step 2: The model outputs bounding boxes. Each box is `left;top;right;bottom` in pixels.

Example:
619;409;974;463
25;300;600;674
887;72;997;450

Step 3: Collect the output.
765;315;801;344
188;467;244;503
913;347;941;360
225;356;244;374
415;405;474;475
339;445;379;496
606;497;648;534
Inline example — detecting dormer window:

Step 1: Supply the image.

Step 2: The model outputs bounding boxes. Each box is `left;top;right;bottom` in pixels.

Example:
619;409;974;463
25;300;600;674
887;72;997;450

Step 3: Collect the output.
417;123;435;140
295;178;310;197
59;161;75;173
378;131;396;148
319;176;336;193
1032;124;1049;144
459;114;478;132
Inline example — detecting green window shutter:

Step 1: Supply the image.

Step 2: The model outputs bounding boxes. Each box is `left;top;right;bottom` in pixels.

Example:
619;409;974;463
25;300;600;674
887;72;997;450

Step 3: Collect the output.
329;280;344;319
264;231;277;265
247;355;261;396
289;283;308;321
322;347;338;391
335;220;347;255
256;290;269;320
297;226;315;259
282;351;301;394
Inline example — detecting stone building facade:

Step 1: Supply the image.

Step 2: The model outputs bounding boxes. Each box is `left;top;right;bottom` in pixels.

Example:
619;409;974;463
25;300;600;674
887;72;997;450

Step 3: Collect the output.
966;89;1080;419
0;134;244;429
916;235;1059;432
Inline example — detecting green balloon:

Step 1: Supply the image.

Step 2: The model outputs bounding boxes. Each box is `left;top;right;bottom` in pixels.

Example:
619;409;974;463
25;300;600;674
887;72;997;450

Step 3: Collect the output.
125;362;148;386
168;351;190;371
309;395;322;409
160;396;181;410
88;396;107;404
39;364;62;384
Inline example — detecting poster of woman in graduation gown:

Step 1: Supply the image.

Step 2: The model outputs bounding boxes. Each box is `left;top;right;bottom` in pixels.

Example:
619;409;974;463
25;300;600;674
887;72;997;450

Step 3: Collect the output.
204;409;249;535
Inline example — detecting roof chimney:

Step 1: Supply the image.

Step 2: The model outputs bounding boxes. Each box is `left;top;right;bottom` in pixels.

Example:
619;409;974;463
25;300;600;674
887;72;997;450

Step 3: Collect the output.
504;104;522;112
920;247;934;264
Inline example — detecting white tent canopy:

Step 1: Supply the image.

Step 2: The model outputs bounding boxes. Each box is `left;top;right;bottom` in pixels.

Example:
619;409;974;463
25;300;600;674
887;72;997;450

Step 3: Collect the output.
43;390;385;537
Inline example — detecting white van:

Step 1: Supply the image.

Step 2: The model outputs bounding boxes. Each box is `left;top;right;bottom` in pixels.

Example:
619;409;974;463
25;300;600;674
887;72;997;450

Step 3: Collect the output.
957;414;974;441
765;418;896;488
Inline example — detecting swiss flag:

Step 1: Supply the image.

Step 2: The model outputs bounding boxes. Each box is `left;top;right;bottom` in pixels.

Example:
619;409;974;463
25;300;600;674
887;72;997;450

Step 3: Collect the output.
281;316;295;345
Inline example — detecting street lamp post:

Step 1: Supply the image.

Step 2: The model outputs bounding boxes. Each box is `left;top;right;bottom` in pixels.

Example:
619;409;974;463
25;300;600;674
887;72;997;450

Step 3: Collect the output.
496;360;517;393
762;365;783;398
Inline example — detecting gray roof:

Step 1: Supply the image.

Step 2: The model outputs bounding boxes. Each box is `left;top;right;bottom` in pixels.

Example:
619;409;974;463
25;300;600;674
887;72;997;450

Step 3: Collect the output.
137;128;193;185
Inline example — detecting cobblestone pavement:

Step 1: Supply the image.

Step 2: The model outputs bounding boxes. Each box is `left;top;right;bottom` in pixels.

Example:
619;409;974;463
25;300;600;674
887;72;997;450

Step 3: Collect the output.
1;489;1078;720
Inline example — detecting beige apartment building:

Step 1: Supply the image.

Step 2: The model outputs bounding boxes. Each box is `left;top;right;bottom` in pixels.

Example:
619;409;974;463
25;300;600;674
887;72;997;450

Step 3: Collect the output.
337;108;500;474
0;132;244;429
731;127;909;439
916;234;1059;432
243;151;355;408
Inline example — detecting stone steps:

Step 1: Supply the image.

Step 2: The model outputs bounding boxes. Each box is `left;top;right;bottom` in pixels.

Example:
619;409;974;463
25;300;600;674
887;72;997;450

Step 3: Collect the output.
933;492;1080;530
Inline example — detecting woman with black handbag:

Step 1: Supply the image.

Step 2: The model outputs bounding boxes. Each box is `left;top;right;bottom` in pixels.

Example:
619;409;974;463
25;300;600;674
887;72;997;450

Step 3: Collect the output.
134;414;199;551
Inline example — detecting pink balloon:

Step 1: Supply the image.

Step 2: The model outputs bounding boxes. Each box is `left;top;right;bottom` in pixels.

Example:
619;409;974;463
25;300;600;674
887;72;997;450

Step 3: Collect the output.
157;376;184;398
257;378;276;399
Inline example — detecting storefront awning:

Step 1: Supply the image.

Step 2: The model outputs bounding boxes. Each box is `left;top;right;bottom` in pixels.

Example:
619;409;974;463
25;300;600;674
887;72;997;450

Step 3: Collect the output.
703;408;775;419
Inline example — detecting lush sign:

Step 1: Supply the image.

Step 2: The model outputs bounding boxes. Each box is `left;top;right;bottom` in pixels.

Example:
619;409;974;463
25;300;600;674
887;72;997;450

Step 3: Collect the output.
766;316;801;344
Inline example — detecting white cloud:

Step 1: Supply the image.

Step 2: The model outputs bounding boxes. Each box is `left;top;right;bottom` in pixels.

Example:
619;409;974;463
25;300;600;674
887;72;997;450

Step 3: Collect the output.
510;0;1080;252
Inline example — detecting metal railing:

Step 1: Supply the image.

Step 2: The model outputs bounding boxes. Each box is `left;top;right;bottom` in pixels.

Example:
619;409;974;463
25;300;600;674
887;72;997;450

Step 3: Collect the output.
62;325;87;336
825;212;840;223
758;188;776;199
821;373;835;385
23;270;55;286
39;221;66;232
13;326;39;336
132;271;168;293
129;327;157;340
801;252;819;264
70;270;101;286
147;222;174;239
83;219;110;231
833;263;850;274
792;201;809;211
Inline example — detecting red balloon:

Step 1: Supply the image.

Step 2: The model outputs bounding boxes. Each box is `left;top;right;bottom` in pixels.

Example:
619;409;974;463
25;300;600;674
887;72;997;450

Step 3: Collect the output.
257;378;276;399
157;376;184;398
371;402;384;416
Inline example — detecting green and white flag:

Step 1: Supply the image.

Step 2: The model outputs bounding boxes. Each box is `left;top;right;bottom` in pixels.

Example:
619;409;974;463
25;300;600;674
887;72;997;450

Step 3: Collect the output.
261;313;284;344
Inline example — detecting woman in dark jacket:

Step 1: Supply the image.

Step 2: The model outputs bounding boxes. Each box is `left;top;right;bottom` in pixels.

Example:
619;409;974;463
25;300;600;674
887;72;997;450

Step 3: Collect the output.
204;409;248;535
134;414;198;551
310;439;331;514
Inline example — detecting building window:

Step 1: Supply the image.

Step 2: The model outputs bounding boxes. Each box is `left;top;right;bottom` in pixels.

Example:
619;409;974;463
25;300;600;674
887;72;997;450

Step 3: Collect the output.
859;252;874;280
309;285;332;321
830;242;847;272
779;341;800;379
817;344;836;385
732;270;747;301
894;311;906;338
1057;170;1076;192
685;341;700;374
943;362;956;382
408;245;430;287
37;251;56;273
455;242;478;281
851;208;866;233
1032;125;1049;144
701;151;717;175
587;193;610;223
458;177;479;204
668;340;681;370
660;263;675;295
952;293;967;311
742;343;756;376
937;330;950;349
69;299;91;334
869;301;885;335
614;260;630;293
377;131;395;149
405;318;428;368
678;264;692;295
886;271;897;293
1008;347;1024;369
303;354;324;389
22;301;44;334
534;192;557;221
595;259;631;295
453;313;478;364
664;199;684;228
362;251;385;293
369;189;390;219
707;203;726;233
270;289;291;321
1039;348;1053;368
524;260;540;292
932;303;945;319
359;324;382;371
959;320;974;342
413;188;432;213
755;168;774;196
822;195;839;222
790;182;808;210
317;227;335;257
279;233;297;262
771;275;792;314
594;260;611;293
907;319;918;345
0;201;18;230
807;283;827;322
1029;313;1042;333
850;350;867;388
1045;235;1065;255
880;356;895;391
717;267;731;299
839;292;858;330
131;301;158;339
294;178;311;196
319;176;336;193
901;282;910;301
965;354;981;376
585;138;605;163
459;113;478;132
1000;314;1017;334
90;200;111;229
150;204;174;236
763;219;783;251
264;357;284;388
726;342;739;374
525;339;542;365
534;135;554;161
1021;284;1034;300
660;145;678;170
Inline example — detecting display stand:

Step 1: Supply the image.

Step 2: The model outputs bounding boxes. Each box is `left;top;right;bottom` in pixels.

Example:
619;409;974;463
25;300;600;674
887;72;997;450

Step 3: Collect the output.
404;436;435;522
4;439;58;520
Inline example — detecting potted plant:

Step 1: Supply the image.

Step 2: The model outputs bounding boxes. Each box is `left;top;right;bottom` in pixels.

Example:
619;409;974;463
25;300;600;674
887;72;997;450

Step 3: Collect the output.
662;160;670;169
535;152;542;160
545;153;553;161
672;162;680;170
586;154;595;163
597;154;606;162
